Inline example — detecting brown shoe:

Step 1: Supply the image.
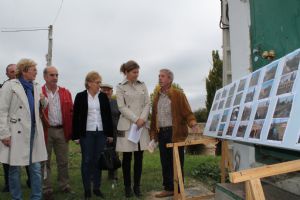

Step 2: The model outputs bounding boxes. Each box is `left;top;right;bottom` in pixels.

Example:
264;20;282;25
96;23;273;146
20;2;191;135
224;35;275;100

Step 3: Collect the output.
155;190;174;198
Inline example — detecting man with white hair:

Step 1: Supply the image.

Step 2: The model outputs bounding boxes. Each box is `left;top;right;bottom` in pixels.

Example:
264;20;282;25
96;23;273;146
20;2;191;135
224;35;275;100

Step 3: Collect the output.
150;69;198;198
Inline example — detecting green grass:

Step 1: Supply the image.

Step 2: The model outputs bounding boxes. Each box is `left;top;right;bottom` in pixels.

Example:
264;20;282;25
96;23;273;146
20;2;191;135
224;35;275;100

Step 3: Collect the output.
0;143;218;199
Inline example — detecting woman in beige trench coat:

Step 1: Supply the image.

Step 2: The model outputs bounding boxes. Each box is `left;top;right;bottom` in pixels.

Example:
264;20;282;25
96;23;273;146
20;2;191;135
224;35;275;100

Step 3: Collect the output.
0;58;47;200
116;60;150;198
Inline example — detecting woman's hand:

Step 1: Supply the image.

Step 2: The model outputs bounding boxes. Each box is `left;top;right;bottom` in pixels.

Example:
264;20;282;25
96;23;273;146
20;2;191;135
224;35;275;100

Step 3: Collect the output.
1;136;11;147
136;119;145;128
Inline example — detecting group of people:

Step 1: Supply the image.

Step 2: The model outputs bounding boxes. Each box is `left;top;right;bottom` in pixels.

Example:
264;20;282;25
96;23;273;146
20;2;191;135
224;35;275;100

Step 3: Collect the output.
0;58;198;200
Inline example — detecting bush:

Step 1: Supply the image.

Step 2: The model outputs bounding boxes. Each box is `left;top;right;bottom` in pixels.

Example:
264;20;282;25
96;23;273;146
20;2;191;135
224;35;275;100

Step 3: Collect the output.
191;156;221;188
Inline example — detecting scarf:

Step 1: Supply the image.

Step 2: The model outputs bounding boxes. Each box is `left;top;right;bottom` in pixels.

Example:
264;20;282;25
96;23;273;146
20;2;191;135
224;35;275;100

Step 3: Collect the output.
19;77;35;124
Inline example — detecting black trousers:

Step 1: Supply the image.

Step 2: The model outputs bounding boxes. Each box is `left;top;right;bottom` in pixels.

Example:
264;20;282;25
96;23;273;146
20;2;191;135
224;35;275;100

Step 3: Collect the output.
122;150;143;188
158;129;184;191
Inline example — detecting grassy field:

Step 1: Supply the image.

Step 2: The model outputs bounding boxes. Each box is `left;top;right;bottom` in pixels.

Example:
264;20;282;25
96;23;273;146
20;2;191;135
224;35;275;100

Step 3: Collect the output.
0;142;217;200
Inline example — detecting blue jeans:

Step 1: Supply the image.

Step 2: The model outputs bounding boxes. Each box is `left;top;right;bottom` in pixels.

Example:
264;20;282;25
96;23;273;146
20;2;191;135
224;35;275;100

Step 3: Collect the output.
9;162;42;200
80;131;106;192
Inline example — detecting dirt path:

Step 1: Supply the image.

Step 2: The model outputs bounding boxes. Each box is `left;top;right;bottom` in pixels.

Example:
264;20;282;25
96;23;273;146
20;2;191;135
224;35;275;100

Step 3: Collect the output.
145;178;215;200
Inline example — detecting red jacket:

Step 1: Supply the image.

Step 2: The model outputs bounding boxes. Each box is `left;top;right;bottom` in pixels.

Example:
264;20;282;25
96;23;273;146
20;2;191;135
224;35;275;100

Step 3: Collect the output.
42;85;73;142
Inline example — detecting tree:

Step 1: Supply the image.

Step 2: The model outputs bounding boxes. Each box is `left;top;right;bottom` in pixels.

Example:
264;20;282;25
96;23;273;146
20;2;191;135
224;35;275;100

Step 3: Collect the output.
193;108;208;122
205;50;223;116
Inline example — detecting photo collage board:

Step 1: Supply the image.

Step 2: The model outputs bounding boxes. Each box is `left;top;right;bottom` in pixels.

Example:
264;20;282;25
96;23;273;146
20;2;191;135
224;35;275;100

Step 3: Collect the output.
204;49;300;151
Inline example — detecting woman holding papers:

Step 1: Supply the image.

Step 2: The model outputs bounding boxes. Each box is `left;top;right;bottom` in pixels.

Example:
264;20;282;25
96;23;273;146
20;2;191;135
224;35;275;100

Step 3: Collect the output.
116;60;150;198
72;71;113;200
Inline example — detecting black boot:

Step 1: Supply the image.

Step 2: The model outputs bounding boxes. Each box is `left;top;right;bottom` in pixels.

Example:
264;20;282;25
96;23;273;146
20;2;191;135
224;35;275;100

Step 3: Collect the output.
133;186;142;197
125;187;133;198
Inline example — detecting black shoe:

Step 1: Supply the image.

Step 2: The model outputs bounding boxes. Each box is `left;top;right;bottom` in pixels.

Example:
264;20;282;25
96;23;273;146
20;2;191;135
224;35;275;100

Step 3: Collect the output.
93;189;105;198
26;179;31;188
133;186;142;197
125;187;133;198
84;190;91;200
2;185;9;192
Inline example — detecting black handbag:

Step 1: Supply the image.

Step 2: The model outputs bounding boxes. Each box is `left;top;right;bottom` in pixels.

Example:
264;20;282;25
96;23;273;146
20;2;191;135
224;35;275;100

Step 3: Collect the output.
100;147;121;170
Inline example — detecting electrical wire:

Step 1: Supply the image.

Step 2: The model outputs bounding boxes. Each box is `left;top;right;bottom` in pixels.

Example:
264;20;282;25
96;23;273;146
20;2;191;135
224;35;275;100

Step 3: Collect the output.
52;0;64;25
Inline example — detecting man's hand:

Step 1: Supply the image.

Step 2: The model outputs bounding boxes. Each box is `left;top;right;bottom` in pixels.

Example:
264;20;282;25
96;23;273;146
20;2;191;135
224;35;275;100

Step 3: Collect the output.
191;124;199;133
74;139;80;145
1;136;11;147
136;119;145;128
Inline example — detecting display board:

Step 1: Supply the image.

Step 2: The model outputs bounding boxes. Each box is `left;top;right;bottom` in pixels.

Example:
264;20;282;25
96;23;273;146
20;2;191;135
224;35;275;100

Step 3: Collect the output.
204;49;300;151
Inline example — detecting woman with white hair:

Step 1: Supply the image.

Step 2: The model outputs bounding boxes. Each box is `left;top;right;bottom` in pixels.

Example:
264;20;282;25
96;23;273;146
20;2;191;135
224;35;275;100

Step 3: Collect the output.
0;58;47;200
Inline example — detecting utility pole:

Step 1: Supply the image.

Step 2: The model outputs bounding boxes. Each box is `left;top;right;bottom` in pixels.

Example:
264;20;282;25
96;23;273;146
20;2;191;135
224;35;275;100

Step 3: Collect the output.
46;25;53;66
1;25;53;66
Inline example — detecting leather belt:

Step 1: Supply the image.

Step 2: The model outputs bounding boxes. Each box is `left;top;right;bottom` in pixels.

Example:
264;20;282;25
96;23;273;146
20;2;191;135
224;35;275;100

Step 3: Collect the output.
159;126;172;132
49;125;63;129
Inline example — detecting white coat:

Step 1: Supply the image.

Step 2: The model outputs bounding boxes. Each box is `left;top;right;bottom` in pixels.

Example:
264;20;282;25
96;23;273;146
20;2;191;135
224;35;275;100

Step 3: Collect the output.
0;79;47;166
116;79;150;152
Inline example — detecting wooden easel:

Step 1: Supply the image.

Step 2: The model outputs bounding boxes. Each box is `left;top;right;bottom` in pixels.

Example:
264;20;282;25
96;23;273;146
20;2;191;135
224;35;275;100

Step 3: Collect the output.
229;159;300;200
220;140;233;183
166;138;217;200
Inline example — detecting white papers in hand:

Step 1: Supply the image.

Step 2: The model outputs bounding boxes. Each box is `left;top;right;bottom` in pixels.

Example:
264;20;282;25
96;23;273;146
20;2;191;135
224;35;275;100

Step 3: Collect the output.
128;124;143;144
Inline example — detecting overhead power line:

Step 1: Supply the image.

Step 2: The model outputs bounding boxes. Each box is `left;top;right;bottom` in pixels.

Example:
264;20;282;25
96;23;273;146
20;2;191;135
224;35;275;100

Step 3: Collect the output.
53;0;64;25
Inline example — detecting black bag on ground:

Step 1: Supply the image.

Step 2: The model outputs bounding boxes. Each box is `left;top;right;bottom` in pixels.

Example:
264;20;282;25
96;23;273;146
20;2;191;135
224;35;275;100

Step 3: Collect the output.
100;147;121;170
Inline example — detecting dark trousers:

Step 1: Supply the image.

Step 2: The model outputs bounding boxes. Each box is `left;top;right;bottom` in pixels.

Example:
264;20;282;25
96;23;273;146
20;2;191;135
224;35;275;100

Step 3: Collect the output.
158;129;184;191
122;151;143;188
2;164;31;188
80;131;106;192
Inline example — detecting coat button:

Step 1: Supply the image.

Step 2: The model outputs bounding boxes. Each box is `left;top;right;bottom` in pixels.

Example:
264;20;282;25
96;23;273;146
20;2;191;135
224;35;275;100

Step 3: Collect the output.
18;119;21;121
17;131;21;134
19;106;22;109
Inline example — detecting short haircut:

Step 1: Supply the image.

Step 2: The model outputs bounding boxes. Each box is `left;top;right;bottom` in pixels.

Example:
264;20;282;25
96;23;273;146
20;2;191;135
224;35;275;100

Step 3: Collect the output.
16;58;37;78
160;68;174;83
85;71;102;89
6;64;16;73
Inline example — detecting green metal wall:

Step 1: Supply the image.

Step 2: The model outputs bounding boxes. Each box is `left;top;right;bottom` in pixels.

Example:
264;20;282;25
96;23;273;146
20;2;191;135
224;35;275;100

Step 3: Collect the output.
249;0;300;162
250;0;300;71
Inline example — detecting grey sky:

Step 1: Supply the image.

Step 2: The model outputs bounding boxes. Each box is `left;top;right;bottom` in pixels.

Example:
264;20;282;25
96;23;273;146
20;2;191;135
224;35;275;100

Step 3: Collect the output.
0;0;222;110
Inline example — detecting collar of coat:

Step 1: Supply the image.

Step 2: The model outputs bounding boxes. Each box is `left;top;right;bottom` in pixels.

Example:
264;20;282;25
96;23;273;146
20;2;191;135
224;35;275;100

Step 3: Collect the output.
119;78;143;85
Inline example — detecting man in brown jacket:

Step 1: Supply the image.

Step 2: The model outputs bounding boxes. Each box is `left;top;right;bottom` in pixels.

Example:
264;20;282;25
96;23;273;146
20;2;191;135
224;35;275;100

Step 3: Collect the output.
150;69;198;198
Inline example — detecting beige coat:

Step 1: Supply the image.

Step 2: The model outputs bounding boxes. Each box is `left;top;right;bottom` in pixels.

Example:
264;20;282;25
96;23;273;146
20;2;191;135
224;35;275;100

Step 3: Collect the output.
116;79;150;152
0;79;47;166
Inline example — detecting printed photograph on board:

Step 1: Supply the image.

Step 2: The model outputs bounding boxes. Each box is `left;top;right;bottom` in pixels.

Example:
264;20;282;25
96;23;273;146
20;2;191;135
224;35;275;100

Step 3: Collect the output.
263;63;278;82
241;104;252;121
212;102;218;111
267;118;288;141
245;87;256;103
230;106;240;121
225;96;233;108
218;123;226;136
226;121;236;136
255;100;270;120
233;92;243;106
259;80;273;99
273;95;294;118
250;120;264;139
282;52;300;75
215;91;221;101
237;78;247;92
209;114;220;132
229;83;236;96
222;89;228;99
221;109;230;122
236;121;248;138
277;71;297;95
249;70;261;87
218;100;225;110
